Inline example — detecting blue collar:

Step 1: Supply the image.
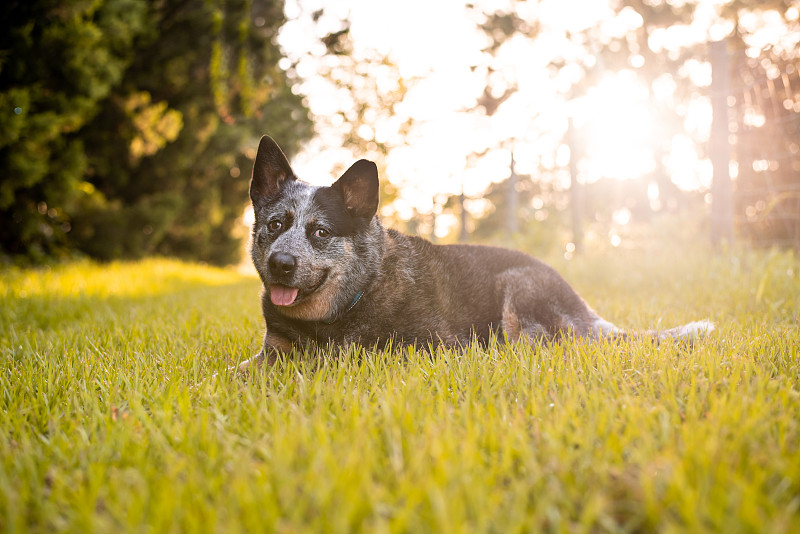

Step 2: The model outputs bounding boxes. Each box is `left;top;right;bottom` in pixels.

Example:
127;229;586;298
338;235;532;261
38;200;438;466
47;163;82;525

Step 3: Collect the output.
345;290;364;314
322;290;364;324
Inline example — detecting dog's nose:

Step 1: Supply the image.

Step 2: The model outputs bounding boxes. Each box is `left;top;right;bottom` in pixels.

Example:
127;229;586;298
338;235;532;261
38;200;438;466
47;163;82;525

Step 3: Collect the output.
269;252;296;278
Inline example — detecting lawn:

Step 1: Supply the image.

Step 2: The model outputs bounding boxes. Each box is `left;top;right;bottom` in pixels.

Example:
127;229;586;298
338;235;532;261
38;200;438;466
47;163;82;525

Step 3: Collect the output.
1;243;799;532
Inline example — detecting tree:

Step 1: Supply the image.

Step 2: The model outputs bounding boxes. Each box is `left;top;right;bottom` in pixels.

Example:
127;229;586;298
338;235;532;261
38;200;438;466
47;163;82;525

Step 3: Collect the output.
276;8;417;230
468;0;800;248
1;0;311;264
0;0;149;261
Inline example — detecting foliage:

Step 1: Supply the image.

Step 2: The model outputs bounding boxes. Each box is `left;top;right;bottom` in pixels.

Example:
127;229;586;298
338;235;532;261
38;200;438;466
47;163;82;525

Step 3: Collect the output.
1;245;799;531
0;0;311;265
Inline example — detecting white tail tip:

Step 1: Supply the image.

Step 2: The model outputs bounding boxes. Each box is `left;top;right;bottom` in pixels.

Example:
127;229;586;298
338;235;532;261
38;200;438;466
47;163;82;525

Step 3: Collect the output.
662;320;715;341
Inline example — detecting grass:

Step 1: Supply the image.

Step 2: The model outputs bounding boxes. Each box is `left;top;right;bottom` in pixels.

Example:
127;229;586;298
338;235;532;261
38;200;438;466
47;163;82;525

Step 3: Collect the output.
1;245;799;533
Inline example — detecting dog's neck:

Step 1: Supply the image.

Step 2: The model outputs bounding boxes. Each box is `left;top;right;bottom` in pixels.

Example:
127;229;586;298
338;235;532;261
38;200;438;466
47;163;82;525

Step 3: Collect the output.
321;289;364;325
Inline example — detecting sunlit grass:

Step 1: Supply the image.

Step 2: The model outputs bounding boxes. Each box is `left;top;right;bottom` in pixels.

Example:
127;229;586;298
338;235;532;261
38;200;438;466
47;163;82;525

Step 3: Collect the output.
0;259;243;300
1;248;799;532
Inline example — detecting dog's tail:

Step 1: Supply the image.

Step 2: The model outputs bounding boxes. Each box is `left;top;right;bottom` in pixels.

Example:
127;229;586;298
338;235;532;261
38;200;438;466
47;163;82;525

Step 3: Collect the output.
647;320;715;342
593;318;715;343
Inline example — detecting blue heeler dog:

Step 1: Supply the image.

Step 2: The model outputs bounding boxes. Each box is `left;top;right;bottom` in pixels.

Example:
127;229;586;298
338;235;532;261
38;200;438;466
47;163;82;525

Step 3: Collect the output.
243;135;713;367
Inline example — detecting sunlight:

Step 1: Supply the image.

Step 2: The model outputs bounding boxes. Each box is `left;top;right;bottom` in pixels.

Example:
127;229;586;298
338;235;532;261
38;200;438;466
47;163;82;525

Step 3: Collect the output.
667;133;713;191
243;205;255;227
573;70;655;182
612;208;632;226
275;0;795;231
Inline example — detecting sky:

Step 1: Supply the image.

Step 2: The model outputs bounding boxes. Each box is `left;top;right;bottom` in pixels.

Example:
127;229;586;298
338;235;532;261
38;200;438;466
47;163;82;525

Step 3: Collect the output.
262;0;800;233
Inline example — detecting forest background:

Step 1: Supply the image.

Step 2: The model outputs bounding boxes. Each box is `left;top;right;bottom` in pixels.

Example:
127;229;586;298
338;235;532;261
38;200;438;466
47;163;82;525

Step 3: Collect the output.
2;0;800;264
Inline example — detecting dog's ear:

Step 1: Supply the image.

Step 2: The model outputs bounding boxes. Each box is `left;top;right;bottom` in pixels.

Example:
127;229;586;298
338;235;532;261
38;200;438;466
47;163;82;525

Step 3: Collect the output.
331;159;379;219
250;135;296;204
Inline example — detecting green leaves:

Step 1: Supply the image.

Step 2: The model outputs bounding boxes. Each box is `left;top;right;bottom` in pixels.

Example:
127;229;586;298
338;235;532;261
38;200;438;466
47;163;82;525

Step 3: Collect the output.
124;92;184;162
1;0;311;264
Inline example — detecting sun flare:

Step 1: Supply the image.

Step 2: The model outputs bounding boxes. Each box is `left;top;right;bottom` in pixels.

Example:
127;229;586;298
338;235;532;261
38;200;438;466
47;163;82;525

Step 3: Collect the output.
573;70;656;183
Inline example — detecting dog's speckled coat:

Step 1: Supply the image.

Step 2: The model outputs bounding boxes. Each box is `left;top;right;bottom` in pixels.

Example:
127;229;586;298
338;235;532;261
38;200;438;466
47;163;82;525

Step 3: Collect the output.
245;136;713;366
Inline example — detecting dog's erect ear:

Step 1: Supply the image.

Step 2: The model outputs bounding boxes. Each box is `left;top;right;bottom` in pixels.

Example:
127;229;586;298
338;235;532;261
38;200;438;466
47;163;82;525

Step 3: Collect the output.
331;159;379;219
250;135;296;204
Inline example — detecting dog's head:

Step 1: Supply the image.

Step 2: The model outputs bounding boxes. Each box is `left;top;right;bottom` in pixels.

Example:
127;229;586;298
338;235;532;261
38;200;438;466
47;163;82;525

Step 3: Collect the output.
249;135;381;322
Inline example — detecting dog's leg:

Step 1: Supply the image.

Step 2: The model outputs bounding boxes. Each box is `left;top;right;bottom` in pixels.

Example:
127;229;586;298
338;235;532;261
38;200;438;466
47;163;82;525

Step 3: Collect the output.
590;318;625;339
209;350;268;382
498;267;600;342
236;349;268;371
217;331;290;379
238;331;292;371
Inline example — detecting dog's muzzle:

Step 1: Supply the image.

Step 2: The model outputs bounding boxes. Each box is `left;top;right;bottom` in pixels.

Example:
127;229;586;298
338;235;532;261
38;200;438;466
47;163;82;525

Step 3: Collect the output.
266;252;328;307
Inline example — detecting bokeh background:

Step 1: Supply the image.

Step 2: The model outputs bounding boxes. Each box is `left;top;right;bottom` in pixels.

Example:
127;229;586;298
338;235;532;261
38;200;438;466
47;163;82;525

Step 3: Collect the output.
2;0;799;265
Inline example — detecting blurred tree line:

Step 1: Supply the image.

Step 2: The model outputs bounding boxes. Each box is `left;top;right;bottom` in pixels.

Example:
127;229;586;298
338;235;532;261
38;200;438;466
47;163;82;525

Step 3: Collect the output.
461;0;704;247
1;0;311;265
463;0;800;250
731;51;800;249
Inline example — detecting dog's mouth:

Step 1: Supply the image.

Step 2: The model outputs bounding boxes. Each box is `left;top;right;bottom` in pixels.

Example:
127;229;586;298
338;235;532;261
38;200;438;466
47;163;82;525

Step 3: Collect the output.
269;271;327;307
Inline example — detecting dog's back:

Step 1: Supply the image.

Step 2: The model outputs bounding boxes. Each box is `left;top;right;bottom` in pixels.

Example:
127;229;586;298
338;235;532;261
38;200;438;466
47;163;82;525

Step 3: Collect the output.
371;232;598;343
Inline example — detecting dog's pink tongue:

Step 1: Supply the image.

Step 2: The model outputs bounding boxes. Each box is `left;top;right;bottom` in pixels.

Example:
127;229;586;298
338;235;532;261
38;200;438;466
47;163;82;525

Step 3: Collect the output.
270;285;299;306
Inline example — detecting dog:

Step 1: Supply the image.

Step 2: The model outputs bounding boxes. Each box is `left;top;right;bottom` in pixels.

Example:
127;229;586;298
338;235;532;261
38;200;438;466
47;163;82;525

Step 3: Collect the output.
242;135;713;367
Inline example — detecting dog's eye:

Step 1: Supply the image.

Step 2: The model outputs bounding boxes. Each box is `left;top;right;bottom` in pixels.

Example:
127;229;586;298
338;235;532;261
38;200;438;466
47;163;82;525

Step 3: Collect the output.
267;220;282;232
314;228;330;239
